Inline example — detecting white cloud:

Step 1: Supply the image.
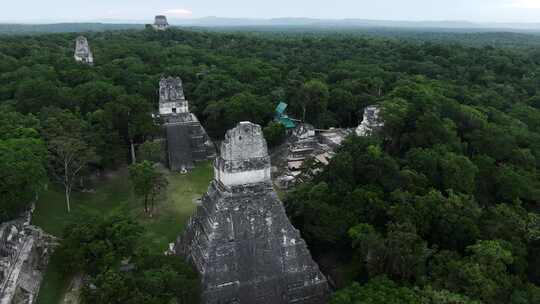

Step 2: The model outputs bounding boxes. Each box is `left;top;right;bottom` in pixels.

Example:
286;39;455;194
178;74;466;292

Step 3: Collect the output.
164;9;194;18
505;0;540;8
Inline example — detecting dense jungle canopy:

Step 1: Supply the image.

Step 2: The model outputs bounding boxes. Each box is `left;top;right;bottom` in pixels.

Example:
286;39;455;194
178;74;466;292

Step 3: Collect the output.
1;27;540;303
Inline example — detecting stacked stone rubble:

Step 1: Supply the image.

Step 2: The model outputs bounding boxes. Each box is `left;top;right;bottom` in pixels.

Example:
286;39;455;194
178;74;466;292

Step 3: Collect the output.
0;212;58;304
159;77;215;172
176;122;328;304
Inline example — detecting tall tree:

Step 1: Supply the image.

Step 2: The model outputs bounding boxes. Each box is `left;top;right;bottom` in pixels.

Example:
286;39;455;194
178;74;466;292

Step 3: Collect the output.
129;161;168;215
0;138;47;220
298;79;329;123
42;108;97;212
0;106;47;220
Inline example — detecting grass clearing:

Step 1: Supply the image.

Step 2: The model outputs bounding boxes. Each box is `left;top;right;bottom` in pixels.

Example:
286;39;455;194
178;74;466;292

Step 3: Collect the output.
34;162;213;304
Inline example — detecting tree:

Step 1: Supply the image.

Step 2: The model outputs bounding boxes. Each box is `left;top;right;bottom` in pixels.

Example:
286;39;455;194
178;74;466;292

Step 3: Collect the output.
263;121;287;148
331;276;480;304
286;182;353;247
224;92;273;128
392;190;481;252
42;108;97;213
0;138;47;220
138;140;163;163
349;222;433;282
430;240;515;303
104;94;156;164
56;213;200;304
298;80;329;123
81;254;200;304
330;276;421;304
129;161;168;215
56;213;143;275
0;106;47;220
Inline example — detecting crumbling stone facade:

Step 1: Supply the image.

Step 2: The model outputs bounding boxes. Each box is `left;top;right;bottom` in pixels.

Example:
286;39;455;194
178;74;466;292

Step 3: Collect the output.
275;124;351;189
176;122;328;304
0;211;58;304
153;15;169;31
356;105;383;136
73;36;93;65
159;77;215;172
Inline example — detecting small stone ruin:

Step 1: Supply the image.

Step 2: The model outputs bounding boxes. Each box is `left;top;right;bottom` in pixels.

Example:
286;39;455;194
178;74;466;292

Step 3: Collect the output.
175;122;329;304
356;105;383;136
275;105;383;189
0;210;58;304
158;77;215;172
73;36;93;65
275;124;351;189
153;15;169;31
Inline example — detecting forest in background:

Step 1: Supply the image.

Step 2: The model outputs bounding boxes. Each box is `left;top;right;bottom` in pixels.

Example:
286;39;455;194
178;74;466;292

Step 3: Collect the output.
4;23;540;47
1;27;540;303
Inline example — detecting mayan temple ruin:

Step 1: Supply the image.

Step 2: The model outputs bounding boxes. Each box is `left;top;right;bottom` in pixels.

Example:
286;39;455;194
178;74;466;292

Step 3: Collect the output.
153;15;169;30
159;77;215;172
0;211;58;304
175;122;328;304
73;36;93;65
356;105;383;136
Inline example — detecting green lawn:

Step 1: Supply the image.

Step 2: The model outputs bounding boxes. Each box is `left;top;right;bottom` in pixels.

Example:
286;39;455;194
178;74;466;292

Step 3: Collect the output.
34;162;213;304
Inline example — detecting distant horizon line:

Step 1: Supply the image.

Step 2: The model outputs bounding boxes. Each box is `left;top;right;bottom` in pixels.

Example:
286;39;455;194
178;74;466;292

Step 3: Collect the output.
2;16;540;28
0;16;539;24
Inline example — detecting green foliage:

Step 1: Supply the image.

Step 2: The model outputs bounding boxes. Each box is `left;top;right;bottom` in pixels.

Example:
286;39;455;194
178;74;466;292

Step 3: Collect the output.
55;213;199;304
2;27;540;303
429;240;518;303
41;108;97;212
55;213;143;275
0;138;47;220
330;276;422;304
81;255;200;304
349;222;433;282
297;79;330;124
263;121;287;147
331;277;481;304
129;161;168;214
138;140;163;163
0;106;47;220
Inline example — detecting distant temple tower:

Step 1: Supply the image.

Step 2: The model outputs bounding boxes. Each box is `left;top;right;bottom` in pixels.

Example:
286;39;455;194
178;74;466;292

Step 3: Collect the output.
176;122;329;304
159;77;215;172
74;36;93;65
153;15;169;30
159;77;188;115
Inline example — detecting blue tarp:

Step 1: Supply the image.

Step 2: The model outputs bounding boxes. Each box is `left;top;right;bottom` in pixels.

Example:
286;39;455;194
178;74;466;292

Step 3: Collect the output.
275;102;296;129
276;102;288;115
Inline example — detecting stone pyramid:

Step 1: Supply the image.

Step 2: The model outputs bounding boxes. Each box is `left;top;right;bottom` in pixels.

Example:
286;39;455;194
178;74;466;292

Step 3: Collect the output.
159;77;216;172
175;121;328;304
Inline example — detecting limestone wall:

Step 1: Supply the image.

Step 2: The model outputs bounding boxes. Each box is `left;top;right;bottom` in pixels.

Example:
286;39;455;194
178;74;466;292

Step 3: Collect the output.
220;122;268;161
0;211;58;304
159;77;189;115
216;122;271;187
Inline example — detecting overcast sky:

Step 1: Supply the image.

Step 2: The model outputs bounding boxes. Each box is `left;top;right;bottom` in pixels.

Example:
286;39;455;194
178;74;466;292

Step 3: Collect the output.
2;0;540;23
